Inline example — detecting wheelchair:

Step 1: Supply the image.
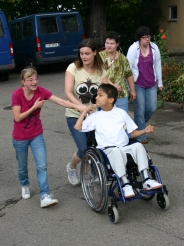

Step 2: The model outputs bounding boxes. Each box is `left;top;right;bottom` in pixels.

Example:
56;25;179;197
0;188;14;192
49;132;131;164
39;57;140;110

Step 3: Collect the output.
80;134;169;224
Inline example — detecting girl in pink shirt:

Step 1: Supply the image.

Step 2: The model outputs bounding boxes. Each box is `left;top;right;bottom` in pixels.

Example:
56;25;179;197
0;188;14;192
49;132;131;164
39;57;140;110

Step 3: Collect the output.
12;67;85;208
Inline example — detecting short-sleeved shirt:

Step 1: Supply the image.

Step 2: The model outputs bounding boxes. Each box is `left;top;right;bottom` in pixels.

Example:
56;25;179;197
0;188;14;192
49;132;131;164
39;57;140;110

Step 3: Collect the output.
99;51;133;98
65;63;107;118
80;107;137;148
12;86;52;140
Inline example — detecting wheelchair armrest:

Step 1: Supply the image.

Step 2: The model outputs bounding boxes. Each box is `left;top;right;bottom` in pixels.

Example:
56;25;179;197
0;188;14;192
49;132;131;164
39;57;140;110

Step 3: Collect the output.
87;130;97;147
128;138;140;145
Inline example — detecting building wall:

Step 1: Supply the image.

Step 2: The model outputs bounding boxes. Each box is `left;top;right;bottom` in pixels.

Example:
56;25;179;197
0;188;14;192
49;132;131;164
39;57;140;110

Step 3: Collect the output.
158;0;184;54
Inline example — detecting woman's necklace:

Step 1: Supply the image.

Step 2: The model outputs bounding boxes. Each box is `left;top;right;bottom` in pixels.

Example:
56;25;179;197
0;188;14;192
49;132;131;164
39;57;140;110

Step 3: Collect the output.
104;51;116;70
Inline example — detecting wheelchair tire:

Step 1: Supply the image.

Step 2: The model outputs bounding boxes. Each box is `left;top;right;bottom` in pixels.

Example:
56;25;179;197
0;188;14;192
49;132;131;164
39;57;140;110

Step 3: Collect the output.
108;205;119;224
156;193;170;210
80;147;108;213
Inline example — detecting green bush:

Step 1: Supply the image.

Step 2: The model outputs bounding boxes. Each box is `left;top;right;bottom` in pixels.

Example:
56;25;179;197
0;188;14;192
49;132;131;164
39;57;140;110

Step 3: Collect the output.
154;28;184;104
158;58;184;104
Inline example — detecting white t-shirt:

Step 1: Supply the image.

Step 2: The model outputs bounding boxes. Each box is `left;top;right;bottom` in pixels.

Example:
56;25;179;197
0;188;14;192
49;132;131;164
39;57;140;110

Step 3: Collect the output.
80;107;137;148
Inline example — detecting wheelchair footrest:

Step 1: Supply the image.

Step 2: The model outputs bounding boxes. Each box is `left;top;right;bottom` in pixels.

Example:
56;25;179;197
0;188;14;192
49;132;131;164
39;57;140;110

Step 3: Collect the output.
131;182;143;189
140;189;160;195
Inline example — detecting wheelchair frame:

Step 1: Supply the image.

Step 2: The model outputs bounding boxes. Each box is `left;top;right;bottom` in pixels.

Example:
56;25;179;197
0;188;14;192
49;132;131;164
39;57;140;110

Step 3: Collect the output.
80;143;169;224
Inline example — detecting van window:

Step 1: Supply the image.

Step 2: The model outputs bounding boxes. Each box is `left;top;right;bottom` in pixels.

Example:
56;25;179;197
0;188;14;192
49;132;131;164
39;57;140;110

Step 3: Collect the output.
0;19;5;37
62;15;79;32
40;17;58;34
23;19;32;37
11;22;21;39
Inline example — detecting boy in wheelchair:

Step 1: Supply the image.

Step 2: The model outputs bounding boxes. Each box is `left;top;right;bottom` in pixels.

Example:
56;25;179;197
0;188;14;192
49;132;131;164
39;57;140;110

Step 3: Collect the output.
74;83;162;198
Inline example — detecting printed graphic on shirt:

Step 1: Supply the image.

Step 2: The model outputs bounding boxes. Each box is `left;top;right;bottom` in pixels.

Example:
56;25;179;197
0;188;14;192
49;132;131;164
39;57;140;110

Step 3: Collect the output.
76;78;99;103
24;101;40;131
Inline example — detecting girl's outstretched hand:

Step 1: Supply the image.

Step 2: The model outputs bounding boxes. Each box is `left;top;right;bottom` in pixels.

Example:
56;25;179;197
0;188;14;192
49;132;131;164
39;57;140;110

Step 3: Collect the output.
76;104;87;113
77;104;96;114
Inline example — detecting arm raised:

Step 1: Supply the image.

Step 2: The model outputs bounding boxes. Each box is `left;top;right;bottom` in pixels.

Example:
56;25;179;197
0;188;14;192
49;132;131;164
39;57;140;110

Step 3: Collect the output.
48;95;86;113
74;104;95;130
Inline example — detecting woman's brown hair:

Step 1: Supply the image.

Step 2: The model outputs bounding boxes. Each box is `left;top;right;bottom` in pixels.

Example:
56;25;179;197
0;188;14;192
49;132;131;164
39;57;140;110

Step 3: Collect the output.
74;38;104;75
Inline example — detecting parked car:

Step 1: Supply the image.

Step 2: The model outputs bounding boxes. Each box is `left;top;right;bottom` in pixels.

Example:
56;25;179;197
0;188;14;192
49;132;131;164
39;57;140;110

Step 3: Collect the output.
0;10;15;81
9;11;85;70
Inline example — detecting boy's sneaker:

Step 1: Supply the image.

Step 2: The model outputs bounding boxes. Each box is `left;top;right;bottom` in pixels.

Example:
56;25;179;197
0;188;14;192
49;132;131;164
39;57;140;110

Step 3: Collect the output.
22;185;31;199
143;178;163;190
122;184;135;198
40;194;58;208
66;163;79;185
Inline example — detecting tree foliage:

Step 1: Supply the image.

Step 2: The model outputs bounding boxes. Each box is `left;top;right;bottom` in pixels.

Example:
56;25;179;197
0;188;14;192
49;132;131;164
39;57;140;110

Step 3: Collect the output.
0;0;161;53
106;0;161;53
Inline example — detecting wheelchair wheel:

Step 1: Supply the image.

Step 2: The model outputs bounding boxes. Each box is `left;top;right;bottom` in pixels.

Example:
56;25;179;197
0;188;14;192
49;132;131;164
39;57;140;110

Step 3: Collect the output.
81;147;108;213
156;193;170;210
108;204;119;224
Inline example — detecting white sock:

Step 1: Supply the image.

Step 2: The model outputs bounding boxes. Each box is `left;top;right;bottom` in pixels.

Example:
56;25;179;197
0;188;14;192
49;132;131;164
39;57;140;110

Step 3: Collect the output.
141;169;149;180
121;175;129;185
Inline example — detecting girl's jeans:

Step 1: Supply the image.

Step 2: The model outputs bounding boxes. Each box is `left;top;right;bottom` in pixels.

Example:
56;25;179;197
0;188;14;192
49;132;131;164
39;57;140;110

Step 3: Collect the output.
133;85;157;141
66;117;88;159
12;134;49;197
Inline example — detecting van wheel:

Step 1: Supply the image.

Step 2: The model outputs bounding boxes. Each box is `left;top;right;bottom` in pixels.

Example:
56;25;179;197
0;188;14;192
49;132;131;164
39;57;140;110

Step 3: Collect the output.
0;71;9;81
26;58;38;71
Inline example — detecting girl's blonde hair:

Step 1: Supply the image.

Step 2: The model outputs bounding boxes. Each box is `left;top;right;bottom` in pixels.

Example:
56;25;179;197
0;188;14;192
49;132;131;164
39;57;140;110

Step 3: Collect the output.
20;67;38;80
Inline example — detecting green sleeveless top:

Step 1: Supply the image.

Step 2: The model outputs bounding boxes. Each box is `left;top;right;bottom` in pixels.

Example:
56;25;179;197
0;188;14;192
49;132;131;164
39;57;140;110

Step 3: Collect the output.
99;50;133;98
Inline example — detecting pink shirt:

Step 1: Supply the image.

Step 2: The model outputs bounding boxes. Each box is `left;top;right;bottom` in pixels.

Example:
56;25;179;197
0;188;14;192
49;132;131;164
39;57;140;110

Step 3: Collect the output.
12;86;52;140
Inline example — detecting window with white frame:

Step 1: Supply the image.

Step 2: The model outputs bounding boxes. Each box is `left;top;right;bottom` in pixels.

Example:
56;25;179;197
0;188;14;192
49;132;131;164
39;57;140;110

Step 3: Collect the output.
169;5;177;21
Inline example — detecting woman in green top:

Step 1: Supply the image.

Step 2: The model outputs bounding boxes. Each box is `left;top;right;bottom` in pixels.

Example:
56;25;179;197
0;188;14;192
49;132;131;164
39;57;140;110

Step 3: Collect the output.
99;30;136;113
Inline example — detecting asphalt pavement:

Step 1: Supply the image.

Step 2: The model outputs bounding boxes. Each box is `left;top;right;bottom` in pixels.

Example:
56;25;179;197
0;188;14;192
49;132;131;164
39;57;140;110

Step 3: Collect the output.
0;68;184;246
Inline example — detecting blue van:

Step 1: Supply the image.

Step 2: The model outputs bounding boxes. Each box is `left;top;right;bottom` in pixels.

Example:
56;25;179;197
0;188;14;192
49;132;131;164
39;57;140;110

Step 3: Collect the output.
0;11;15;81
8;11;85;69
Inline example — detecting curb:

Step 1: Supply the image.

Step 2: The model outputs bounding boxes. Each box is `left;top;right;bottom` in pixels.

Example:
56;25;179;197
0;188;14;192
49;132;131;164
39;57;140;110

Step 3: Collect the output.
130;101;183;110
162;101;183;109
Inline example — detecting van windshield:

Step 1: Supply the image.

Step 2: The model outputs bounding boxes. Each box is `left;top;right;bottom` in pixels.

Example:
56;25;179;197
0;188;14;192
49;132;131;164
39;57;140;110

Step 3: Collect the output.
0;20;5;37
40;17;58;34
